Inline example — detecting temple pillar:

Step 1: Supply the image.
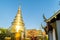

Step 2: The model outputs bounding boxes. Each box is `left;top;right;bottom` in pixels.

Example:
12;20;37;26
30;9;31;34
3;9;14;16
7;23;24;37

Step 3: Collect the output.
53;28;56;40
56;20;60;40
48;31;53;40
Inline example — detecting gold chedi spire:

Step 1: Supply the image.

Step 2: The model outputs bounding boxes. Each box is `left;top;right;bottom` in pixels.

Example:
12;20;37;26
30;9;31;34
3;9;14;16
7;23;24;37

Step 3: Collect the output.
10;7;24;33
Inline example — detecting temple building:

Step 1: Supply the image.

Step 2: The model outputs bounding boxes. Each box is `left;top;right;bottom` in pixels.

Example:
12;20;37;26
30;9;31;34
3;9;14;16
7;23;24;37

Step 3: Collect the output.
0;6;49;40
43;10;60;40
25;29;43;40
1;6;49;40
10;7;25;40
26;29;42;38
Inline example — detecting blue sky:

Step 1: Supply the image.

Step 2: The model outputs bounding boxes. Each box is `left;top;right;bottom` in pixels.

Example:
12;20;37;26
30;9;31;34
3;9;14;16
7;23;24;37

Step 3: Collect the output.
0;0;60;30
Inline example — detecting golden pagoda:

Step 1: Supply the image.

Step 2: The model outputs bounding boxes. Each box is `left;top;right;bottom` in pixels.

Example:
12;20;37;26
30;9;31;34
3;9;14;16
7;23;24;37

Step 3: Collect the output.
9;7;25;40
10;7;24;33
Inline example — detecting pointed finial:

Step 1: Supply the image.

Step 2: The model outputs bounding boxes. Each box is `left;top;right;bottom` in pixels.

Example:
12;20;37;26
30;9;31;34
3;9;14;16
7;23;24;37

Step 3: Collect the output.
43;14;47;21
18;5;21;10
41;23;44;29
18;0;22;10
59;1;60;5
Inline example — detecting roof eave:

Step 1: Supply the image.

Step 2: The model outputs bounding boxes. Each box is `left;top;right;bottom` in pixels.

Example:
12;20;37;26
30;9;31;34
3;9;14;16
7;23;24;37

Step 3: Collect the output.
45;10;60;22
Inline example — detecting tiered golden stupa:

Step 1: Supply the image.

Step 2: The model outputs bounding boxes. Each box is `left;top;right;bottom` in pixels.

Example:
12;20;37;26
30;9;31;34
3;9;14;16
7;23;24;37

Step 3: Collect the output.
10;7;24;33
10;7;25;40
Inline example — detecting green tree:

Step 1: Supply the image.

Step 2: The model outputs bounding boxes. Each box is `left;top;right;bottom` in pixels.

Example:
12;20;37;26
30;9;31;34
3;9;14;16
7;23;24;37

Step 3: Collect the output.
0;28;7;40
